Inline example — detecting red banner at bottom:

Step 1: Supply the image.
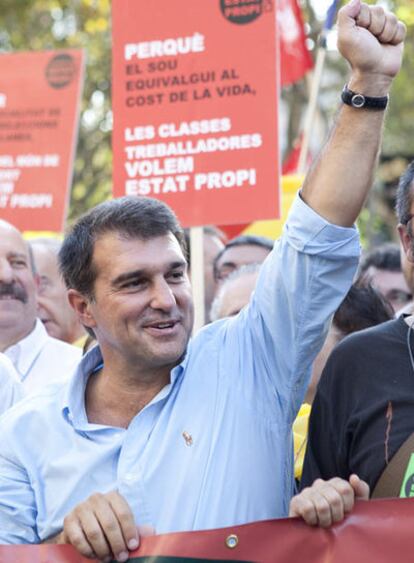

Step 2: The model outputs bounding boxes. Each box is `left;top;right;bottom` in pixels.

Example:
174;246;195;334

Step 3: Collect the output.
2;498;413;562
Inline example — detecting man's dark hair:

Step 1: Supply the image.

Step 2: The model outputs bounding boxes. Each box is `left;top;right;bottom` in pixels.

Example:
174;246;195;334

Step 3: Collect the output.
222;234;274;252
59;196;186;297
213;234;273;280
358;243;401;275
183;225;226;268
395;160;414;227
333;282;393;336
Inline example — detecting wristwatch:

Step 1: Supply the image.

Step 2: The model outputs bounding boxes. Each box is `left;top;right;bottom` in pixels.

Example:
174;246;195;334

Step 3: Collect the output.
341;85;389;110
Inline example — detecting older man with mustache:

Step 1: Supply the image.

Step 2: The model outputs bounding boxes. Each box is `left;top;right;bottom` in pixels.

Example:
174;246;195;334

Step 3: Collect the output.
0;220;81;394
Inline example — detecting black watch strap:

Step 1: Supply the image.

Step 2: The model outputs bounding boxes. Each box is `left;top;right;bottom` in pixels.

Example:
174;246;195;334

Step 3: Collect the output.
341;85;388;110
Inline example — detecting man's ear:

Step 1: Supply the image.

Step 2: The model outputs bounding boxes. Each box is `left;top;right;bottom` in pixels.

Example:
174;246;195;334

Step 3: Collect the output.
398;224;414;263
67;289;97;330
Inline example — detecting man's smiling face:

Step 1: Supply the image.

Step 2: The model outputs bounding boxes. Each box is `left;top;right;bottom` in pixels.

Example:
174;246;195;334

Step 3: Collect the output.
81;231;194;372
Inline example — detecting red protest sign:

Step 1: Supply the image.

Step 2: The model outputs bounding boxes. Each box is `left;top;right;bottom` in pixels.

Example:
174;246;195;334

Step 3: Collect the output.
1;499;414;562
112;0;280;227
0;49;84;231
278;0;314;87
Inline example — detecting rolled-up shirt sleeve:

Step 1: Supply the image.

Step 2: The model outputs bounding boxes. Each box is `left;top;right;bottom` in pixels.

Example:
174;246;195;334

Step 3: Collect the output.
228;193;360;424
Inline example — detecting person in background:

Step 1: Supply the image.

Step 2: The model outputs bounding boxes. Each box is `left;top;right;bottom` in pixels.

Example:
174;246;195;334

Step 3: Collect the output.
0;353;24;416
184;226;225;322
0;220;81;393
213;234;273;283
210;263;260;321
396;235;414;316
359;243;411;313
31;238;87;346
305;282;393;404
300;161;414;503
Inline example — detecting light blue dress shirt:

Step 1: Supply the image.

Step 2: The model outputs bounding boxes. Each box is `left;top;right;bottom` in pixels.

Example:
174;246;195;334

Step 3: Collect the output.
0;195;360;543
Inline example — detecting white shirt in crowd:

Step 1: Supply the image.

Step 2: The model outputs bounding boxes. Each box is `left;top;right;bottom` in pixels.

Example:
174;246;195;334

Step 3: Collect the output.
4;320;82;394
0;353;24;415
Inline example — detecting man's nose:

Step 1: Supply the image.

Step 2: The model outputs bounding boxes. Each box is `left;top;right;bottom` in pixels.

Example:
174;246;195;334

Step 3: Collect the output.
150;279;177;311
0;259;14;284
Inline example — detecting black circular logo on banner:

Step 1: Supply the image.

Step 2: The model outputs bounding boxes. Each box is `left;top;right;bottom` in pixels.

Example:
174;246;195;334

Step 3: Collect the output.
220;0;263;25
45;53;76;89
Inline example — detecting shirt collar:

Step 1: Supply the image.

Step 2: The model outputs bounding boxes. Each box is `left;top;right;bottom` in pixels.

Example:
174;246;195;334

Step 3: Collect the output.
4;319;48;381
61;344;103;429
61;344;190;430
170;345;189;384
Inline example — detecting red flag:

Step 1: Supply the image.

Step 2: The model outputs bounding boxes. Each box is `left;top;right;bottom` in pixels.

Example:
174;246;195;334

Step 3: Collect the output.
219;222;247;240
278;0;313;86
282;133;312;173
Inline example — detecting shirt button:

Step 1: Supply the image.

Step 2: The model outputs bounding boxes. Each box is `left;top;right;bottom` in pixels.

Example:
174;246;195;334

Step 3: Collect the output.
123;473;135;483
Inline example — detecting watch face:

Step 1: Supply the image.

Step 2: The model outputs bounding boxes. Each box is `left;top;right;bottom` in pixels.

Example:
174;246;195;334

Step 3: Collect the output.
351;93;365;108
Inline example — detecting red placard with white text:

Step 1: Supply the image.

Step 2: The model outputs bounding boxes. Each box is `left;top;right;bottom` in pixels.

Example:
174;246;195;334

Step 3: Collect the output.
112;0;280;227
0;49;84;231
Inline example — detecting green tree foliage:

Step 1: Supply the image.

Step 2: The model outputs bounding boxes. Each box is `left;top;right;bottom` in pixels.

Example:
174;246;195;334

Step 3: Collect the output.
383;0;414;157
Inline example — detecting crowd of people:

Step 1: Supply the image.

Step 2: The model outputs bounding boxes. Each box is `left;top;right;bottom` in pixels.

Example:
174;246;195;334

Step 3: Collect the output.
0;1;411;560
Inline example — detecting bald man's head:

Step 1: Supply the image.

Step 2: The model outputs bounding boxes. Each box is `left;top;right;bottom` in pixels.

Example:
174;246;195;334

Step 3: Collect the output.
210;264;260;321
31;239;85;344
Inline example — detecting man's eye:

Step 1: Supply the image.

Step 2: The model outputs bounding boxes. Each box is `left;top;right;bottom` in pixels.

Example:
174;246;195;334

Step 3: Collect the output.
388;289;412;304
169;271;185;282
122;279;144;289
10;259;27;268
123;281;138;288
216;267;234;282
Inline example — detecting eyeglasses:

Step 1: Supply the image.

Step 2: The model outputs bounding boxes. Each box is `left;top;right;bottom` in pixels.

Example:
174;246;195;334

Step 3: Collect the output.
403;214;414;226
386;289;413;305
214;264;237;282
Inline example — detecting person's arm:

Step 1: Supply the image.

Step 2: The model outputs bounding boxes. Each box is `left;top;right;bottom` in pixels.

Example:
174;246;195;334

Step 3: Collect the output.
301;0;406;227
0;453;40;544
289;475;369;527
222;1;406;430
